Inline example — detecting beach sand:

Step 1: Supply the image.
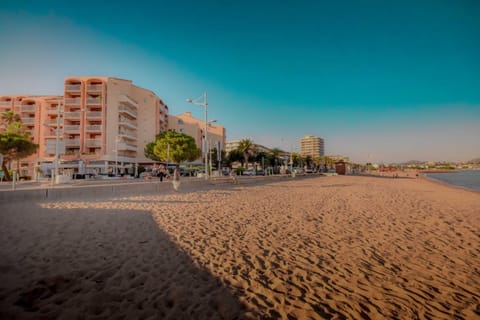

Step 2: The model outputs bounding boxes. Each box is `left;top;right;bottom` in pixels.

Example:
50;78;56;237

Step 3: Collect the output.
0;175;479;319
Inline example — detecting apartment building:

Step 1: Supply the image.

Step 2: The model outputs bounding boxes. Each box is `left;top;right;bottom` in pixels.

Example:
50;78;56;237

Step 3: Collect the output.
300;135;325;158
0;76;169;177
0;95;63;177
169;112;226;163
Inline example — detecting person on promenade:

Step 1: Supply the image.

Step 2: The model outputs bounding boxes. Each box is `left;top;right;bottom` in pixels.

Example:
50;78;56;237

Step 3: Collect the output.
230;169;238;184
172;167;181;191
158;165;165;182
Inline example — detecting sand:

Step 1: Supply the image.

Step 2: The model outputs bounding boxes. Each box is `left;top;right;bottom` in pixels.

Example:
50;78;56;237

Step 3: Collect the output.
0;175;479;319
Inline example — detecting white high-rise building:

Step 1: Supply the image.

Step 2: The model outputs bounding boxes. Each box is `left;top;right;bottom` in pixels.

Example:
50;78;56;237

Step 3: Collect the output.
300;135;325;158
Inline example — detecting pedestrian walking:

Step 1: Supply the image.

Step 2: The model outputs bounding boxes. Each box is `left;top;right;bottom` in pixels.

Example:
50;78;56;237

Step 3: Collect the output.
172;167;181;191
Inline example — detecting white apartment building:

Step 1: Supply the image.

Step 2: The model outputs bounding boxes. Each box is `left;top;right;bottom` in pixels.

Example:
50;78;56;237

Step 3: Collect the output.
300;135;325;158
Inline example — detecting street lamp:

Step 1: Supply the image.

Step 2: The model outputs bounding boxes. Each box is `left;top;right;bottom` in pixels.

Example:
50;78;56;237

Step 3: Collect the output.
43;102;63;185
113;135;121;176
207;119;217;176
186;92;208;180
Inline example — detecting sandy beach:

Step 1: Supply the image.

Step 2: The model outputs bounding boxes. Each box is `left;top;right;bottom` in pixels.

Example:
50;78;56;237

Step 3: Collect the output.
0;175;479;319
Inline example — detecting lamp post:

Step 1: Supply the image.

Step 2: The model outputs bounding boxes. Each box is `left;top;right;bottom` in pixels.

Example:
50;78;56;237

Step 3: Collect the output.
207;119;217;177
53;103;62;184
186;92;208;180
114;136;121;176
43;102;63;185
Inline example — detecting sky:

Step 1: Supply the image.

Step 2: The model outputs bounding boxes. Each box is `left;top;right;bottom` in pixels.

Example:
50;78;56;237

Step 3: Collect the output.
0;0;479;163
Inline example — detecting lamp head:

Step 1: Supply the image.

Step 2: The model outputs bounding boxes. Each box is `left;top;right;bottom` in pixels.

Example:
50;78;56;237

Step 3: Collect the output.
186;98;193;103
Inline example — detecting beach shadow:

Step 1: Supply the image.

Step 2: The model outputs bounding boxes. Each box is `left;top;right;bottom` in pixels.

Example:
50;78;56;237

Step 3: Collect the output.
0;204;257;319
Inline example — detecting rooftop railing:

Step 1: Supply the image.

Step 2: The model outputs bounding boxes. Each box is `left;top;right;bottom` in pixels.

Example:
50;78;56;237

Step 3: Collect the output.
87;84;103;92
65;97;81;105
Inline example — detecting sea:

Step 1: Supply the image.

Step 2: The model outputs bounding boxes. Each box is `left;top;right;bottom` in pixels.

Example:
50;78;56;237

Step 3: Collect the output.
425;170;480;191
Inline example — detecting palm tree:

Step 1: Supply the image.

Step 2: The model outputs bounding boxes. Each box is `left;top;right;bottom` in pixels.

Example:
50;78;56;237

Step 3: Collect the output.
237;138;255;169
1;111;21;126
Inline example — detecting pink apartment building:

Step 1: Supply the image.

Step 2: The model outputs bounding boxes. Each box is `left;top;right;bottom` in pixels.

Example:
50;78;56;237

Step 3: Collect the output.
168;111;226;163
0;77;169;178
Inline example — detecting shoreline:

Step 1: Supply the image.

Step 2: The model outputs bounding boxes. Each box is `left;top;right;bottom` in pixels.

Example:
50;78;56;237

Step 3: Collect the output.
421;170;480;193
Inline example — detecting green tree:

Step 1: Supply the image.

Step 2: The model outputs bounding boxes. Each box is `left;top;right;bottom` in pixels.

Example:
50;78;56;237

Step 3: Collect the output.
211;147;226;170
304;155;313;168
255;151;268;169
227;149;243;168
147;131;201;166
292;152;301;167
0;132;38;181
144;136;163;162
237;138;255;169
0;111;37;180
1;111;21;126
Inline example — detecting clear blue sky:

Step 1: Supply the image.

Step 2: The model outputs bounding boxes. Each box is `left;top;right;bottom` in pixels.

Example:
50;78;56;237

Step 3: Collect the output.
1;0;479;163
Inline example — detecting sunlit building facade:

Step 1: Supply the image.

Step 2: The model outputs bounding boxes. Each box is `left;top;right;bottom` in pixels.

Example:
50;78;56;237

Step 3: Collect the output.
0;76;169;177
300;135;325;159
169;112;226;164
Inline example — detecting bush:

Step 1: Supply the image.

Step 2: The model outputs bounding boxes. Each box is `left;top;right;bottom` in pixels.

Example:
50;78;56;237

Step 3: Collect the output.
235;167;244;175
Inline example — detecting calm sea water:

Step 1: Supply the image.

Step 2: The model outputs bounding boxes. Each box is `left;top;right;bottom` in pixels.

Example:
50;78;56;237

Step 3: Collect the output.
425;170;480;191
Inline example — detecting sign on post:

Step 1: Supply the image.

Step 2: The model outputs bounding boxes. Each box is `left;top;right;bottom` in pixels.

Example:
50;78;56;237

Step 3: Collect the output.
46;140;66;155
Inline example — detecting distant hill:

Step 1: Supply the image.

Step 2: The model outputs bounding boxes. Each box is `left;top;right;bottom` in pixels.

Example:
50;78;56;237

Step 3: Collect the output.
467;158;480;164
397;160;425;165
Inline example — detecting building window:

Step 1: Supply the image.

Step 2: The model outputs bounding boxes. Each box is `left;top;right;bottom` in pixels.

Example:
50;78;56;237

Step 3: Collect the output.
178;119;184;125
179;129;184;132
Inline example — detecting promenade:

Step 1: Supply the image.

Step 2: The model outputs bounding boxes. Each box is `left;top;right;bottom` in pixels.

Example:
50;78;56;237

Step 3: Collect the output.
0;174;305;202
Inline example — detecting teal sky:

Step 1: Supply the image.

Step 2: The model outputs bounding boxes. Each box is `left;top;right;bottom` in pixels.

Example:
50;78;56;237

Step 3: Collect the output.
1;0;479;163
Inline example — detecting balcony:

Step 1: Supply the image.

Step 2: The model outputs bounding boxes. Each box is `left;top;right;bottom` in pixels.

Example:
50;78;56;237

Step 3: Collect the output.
65;84;81;92
64;125;80;133
118;117;137;129
119;95;138;107
118;130;137;140
46;107;64;115
21;105;36;112
158;105;168;114
21;117;35;124
64;138;81;147
118;105;138;117
86;111;102;119
85;139;102;147
0;101;11;107
118;142;137;151
87;97;102;105
85;124;102;132
44;119;60;126
118;132;136;140
87;84;103;92
64;111;81;119
65;97;81;105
